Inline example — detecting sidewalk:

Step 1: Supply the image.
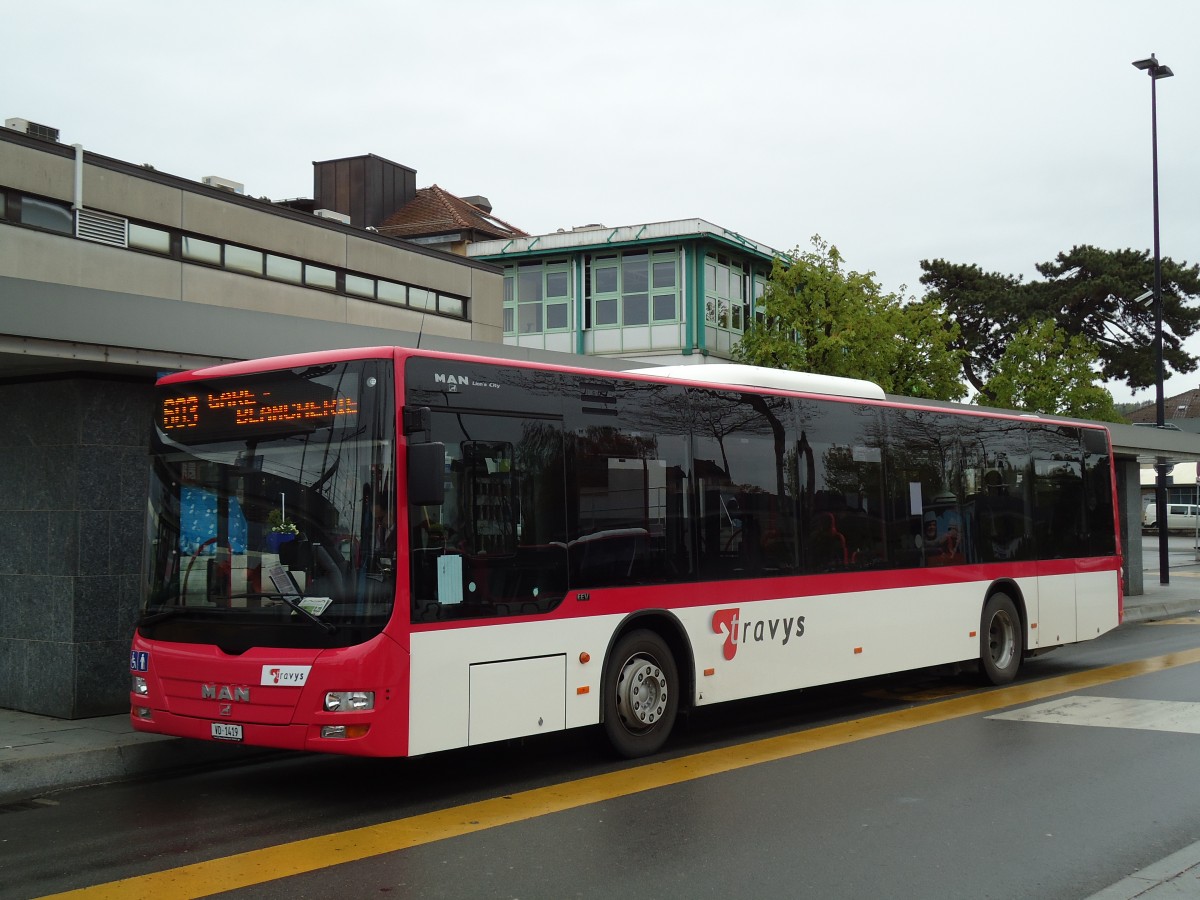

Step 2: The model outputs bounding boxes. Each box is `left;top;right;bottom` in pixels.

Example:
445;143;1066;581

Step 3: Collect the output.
3;571;1199;807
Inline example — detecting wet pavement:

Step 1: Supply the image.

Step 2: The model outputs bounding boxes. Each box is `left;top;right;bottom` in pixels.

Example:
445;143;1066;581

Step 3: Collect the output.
2;561;1198;899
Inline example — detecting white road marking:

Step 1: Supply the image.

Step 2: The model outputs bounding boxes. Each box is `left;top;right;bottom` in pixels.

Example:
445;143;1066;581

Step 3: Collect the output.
990;695;1200;734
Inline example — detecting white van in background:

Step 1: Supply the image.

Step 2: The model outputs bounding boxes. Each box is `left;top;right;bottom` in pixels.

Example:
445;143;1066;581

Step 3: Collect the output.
1143;502;1200;533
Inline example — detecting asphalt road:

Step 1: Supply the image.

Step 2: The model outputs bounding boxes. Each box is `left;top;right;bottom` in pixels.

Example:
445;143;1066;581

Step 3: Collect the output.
3;611;1200;900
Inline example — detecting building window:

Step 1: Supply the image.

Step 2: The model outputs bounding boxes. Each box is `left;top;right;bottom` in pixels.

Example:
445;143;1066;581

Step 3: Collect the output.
753;275;767;322
621;253;649;326
266;254;303;284
544;268;570;330
378;279;406;305
129;223;171;254
650;252;678;322
706;253;755;332
517;263;543;333
20;196;72;234
345;273;375;298
589;249;678;328
439;294;465;317
409;286;433;310
503;260;572;335
182;236;221;265
729;265;744;331
224;244;263;276
305;264;336;290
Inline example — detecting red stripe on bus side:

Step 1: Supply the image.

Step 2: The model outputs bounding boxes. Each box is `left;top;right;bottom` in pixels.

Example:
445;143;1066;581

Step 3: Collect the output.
408;556;1121;632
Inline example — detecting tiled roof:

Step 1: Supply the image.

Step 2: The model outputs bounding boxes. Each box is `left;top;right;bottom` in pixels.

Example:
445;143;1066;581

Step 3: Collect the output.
1127;387;1200;423
377;185;527;240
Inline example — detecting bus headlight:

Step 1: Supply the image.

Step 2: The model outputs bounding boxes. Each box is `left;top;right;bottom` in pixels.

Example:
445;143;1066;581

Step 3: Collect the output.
324;691;374;712
132;676;148;696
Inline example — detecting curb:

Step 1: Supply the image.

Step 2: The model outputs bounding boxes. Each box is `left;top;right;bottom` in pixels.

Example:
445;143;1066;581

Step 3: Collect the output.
1122;600;1200;625
0;736;282;805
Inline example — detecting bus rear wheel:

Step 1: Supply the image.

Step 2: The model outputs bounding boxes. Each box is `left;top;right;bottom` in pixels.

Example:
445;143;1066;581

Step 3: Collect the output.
980;592;1022;685
602;629;679;758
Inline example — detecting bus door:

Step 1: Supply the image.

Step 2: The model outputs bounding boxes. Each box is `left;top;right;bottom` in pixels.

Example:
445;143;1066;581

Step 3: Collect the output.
1031;444;1086;646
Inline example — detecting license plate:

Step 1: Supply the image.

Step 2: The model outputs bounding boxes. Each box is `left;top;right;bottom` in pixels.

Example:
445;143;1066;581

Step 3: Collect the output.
211;722;243;742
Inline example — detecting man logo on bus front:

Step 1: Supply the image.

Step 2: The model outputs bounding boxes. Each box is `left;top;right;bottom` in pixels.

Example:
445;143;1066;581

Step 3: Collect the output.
712;608;806;660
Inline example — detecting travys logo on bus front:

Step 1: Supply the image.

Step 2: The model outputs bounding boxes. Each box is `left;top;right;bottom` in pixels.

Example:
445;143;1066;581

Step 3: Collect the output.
711;608;806;660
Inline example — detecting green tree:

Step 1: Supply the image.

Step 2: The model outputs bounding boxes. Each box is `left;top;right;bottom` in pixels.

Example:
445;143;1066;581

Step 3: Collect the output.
920;246;1200;396
915;260;1031;397
890;297;969;401
738;236;966;401
1112;401;1141;420
979;318;1120;422
1034;246;1200;390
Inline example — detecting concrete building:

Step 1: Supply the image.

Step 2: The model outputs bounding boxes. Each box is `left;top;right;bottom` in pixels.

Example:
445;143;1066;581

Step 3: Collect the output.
0;121;507;717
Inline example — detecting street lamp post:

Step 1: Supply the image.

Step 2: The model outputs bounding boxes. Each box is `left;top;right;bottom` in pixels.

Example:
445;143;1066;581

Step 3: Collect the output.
1132;52;1173;585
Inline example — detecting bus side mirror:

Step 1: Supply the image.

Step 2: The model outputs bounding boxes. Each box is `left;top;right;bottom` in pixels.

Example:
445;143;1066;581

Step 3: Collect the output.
408;442;445;506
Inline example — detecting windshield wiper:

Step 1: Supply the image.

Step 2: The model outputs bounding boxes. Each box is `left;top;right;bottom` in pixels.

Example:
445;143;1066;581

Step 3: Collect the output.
140;606;185;625
141;592;336;634
271;592;337;634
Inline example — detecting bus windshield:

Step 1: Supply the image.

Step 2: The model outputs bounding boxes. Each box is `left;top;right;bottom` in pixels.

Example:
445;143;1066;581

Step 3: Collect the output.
140;358;396;650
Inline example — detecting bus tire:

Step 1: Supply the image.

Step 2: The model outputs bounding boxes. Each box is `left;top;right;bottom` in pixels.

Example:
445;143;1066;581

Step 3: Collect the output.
980;592;1022;685
602;629;679;758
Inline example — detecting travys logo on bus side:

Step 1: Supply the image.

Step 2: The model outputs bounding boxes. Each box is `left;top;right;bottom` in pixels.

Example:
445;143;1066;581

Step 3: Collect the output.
711;608;806;661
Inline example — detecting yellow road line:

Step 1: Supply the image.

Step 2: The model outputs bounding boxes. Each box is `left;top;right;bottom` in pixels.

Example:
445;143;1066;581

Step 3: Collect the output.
1145;615;1200;626
43;647;1200;900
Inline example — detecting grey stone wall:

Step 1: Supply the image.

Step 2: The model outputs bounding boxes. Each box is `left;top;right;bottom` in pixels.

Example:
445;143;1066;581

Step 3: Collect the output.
0;376;152;717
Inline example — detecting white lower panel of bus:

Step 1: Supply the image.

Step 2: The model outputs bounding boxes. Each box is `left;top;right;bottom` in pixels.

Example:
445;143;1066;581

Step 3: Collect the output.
406;572;1119;756
1077;569;1120;639
468;655;567;745
409;616;622;756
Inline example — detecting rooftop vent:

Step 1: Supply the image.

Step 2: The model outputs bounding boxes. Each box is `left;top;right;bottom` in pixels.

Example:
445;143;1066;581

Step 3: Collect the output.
313;208;351;225
462;195;492;213
202;175;245;194
5;117;60;142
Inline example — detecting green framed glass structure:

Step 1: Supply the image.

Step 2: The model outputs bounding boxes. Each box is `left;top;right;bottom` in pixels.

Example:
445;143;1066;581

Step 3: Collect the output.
471;219;781;364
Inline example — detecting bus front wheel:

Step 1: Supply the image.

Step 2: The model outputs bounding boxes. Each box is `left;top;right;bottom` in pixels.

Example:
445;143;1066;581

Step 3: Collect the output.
602;629;679;758
980;593;1022;685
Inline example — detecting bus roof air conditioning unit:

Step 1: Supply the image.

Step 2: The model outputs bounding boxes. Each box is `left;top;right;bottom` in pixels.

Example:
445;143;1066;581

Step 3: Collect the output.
5;117;60;142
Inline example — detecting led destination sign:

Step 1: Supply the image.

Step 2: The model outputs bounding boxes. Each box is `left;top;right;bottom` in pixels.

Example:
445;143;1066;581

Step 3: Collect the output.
159;382;358;440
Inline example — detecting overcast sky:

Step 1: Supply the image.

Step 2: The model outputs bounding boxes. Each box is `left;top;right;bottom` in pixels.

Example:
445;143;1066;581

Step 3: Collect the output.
8;1;1199;404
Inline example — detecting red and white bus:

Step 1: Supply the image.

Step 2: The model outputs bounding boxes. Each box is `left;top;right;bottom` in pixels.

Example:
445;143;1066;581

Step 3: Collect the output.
131;346;1122;758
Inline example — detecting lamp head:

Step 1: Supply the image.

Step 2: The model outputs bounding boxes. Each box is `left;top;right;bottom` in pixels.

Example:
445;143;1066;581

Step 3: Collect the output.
1133;54;1174;79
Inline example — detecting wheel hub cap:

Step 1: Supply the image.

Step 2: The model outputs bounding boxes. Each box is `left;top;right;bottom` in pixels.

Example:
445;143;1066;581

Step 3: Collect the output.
615;659;668;730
